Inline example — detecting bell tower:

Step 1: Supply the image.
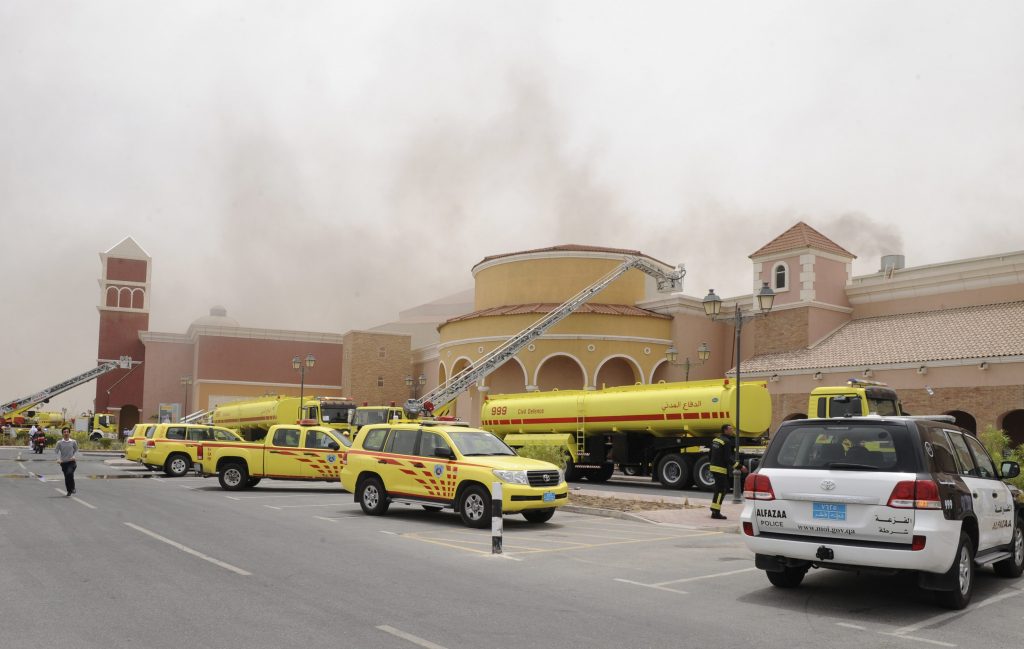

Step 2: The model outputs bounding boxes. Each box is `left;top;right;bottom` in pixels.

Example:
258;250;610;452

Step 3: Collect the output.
95;237;151;430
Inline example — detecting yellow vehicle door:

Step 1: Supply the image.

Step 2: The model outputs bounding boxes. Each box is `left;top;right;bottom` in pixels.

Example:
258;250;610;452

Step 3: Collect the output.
300;428;347;480
379;428;420;498
264;427;306;477
413;430;457;504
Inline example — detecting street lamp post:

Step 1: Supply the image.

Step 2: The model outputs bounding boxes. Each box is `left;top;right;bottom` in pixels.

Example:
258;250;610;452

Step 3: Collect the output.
292;354;316;422
405;373;426;399
180;376;192;422
702;281;775;503
665;342;712;381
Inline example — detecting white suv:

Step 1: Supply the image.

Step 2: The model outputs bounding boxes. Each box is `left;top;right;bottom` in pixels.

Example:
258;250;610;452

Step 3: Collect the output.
741;417;1023;609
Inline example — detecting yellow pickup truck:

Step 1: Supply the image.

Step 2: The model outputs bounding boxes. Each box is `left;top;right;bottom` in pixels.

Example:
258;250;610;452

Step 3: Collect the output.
195;424;351;490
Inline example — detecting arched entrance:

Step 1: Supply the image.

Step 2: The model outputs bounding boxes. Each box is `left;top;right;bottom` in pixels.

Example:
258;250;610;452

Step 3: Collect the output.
486;359;527;395
594;356;640;389
944;410;977;433
535;354;586;392
119;405;140;435
650;360;670;384
999;410;1024;447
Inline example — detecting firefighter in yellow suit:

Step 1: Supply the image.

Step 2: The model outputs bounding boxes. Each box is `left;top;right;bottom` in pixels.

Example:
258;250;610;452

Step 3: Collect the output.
709;424;746;519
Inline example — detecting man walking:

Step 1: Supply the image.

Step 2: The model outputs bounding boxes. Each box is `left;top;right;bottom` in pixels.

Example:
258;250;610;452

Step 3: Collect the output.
709;424;746;519
54;427;79;496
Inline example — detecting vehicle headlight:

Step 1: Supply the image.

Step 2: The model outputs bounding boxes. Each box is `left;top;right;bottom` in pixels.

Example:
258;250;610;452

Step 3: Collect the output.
493;469;529;485
557;469;564;484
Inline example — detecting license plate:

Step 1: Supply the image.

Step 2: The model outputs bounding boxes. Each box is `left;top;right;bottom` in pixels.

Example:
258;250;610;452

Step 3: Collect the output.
813;502;846;520
542;491;555;502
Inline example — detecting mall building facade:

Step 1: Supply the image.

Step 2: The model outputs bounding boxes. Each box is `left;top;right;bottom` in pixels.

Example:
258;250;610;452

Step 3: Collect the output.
94;223;1024;443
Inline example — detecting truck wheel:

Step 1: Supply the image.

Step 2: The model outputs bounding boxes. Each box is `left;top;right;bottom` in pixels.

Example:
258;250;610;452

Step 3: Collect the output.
936;533;975;610
458;484;491;528
585;463;615;483
563;455;581;482
218;462;248;491
692;455;716;492
246;478;262;488
657;453;691;489
359;476;390;516
90;432;102;442
522;508;555;524
994;516;1024;578
164;454;191;478
766;567;807;588
621;464;639;476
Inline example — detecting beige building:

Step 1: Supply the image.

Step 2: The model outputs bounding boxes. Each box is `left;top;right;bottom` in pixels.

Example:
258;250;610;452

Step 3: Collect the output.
95;223;1024;443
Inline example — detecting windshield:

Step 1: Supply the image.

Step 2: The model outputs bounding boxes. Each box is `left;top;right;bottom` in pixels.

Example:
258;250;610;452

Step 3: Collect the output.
448;431;516;456
763;423;918;472
867;398;900;416
321;405;354;424
353;409;391;428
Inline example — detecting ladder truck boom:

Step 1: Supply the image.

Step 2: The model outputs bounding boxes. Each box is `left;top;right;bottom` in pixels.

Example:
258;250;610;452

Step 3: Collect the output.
413;256;684;415
1;356;133;417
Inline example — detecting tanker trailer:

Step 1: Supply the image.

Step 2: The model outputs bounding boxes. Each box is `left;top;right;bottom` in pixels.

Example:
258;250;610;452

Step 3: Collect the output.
213;395;356;440
480;379;770;490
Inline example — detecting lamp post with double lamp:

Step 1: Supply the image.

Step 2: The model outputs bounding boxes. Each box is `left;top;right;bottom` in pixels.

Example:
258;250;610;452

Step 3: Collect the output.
665;342;711;381
405;374;426;399
292;354;315;422
702;281;775;503
180;376;192;422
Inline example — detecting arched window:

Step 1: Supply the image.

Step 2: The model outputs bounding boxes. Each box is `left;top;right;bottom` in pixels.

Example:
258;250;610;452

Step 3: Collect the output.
774;263;787;290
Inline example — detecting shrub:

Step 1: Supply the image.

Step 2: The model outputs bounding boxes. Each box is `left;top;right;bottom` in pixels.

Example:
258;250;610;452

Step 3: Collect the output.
513;444;567;469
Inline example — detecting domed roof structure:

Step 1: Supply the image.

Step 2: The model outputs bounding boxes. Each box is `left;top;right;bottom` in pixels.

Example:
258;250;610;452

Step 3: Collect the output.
191;305;239;328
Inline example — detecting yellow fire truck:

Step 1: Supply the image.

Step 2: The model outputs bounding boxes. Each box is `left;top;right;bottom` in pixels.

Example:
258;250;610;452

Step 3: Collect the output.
211;395;357;440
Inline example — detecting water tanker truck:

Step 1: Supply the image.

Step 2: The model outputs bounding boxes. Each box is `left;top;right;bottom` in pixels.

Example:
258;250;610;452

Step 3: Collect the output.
481;378;771;491
212;395;357;441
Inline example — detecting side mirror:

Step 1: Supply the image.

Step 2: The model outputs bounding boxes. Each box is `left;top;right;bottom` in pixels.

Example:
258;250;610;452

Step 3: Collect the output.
434;447;454;460
1001;461;1020;479
327;442;340;451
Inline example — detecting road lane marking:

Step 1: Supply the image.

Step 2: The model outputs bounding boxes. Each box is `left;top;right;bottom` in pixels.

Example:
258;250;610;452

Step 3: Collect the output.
224;493;339;500
53;488;97;508
612;579;688;595
123;522;251;576
649;566;756;586
313;514;363;522
880;633;955;647
836;623;867;630
888;586;1024;636
377;625;449;649
264;503;347;510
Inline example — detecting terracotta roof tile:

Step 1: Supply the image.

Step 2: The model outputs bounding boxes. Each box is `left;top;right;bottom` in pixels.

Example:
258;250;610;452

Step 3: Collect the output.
741;301;1024;373
444;302;671;325
750;221;855;259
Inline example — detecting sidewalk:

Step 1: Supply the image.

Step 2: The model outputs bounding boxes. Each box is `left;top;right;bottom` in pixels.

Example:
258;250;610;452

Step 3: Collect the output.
563;487;745;533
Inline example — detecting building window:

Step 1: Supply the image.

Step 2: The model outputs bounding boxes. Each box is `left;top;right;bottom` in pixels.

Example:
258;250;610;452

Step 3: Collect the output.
378;346;387;359
377;376;384;387
774;264;787;289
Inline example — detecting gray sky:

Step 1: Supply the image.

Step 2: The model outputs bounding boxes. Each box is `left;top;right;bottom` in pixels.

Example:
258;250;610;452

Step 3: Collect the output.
2;1;1023;418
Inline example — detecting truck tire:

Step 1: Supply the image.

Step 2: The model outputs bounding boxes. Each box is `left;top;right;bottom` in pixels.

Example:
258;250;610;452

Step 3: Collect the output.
90;432;102;442
936;532;975;610
458;484;491;528
585;463;615;483
246;477;262;488
656;453;690;489
164;454;191;478
994;515;1024;578
218;462;249;491
692;455;716;492
563;454;581;482
522;508;555;524
621;464;640;476
359;476;390;516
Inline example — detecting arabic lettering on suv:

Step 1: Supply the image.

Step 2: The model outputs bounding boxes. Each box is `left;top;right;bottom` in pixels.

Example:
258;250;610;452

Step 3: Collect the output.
741;417;1023;609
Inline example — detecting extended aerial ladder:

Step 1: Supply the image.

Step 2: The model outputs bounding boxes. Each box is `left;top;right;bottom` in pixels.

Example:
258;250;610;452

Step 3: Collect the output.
412;256;685;416
1;356;134;421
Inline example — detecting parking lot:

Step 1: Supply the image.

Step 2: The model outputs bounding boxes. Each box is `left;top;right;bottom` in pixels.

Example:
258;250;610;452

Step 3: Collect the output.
2;449;1022;649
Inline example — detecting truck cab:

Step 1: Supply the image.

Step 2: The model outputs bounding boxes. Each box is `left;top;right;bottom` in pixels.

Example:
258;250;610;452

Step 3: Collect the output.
808;380;903;418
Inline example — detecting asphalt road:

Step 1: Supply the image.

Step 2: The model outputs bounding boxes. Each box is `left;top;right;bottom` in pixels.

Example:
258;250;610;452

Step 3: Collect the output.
2;448;1022;649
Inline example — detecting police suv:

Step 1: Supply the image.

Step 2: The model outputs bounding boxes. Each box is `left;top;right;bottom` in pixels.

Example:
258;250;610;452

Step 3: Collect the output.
741;416;1023;609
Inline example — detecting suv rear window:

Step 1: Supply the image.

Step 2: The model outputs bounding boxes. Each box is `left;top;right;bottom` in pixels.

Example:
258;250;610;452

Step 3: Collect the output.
762;422;920;472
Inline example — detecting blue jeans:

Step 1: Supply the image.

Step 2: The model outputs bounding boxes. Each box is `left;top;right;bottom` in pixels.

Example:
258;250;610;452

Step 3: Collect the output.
60;461;77;494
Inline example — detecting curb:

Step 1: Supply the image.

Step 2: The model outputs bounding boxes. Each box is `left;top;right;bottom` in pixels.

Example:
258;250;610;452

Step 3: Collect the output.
562;504;666;524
